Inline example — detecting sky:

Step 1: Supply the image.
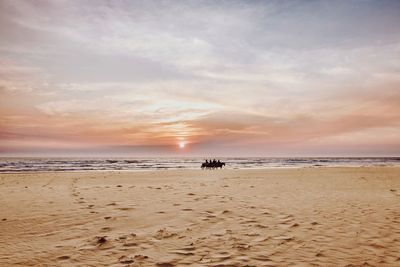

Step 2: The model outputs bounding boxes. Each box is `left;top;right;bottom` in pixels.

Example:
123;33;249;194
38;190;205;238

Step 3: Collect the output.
0;0;399;157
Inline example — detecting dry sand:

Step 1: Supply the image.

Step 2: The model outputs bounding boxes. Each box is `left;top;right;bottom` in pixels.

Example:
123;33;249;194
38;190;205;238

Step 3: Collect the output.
1;167;400;266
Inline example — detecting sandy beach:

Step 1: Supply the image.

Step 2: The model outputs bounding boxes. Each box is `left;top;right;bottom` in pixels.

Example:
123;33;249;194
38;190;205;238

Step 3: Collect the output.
1;167;400;266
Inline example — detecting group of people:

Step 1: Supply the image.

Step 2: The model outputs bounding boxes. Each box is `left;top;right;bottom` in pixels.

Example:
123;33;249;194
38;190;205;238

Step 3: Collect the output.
201;159;225;169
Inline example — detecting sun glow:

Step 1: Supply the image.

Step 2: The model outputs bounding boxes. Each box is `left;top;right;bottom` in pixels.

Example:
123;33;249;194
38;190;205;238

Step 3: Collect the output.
178;142;186;149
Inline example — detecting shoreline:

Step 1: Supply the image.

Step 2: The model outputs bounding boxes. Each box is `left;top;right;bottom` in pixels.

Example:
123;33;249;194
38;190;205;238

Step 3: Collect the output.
1;165;400;174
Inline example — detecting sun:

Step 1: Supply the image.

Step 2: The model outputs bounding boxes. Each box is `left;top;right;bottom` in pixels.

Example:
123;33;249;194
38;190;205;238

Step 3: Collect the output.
178;142;185;149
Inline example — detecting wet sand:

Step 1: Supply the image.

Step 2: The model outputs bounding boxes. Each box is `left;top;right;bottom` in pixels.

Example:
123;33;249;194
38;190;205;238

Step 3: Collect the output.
1;167;400;266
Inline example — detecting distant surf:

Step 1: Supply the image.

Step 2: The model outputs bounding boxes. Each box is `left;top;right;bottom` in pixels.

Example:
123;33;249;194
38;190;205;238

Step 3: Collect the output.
0;157;399;172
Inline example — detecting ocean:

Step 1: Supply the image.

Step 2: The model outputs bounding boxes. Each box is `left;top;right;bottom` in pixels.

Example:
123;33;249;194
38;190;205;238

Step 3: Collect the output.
0;157;399;172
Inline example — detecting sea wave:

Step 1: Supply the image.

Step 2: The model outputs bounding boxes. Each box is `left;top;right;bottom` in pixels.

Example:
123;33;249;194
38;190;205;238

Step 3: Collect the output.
0;157;399;172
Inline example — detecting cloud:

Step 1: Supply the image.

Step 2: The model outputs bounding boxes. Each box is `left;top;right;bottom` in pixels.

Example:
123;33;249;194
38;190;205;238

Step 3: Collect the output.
0;0;399;156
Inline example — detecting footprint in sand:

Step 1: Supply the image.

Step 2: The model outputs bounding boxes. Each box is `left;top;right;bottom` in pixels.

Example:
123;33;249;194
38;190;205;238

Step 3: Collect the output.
246;232;260;237
100;227;112;232
123;241;138;247
156;262;175;267
273;235;294;241
278;215;297;227
154;228;177;239
94;236;108;245
251;254;272;261
57;255;70;260
134;254;149;260
209;251;232;261
117;207;134;211
233;243;251;251
118;233;136;241
241;219;258;224
118;255;134;264
254;223;268;229
172;245;196;256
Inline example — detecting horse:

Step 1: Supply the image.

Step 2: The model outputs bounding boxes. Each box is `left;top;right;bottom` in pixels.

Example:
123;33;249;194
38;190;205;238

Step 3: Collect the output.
201;161;225;169
215;162;225;169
